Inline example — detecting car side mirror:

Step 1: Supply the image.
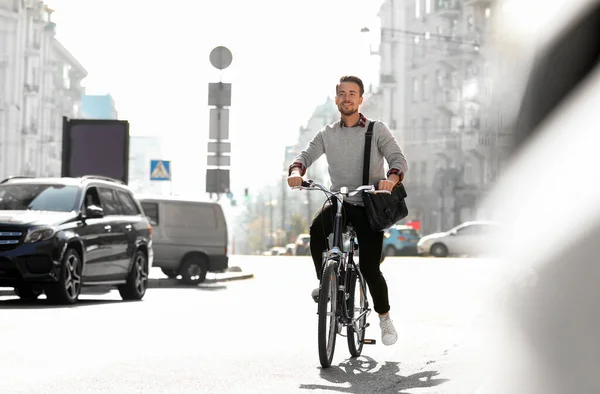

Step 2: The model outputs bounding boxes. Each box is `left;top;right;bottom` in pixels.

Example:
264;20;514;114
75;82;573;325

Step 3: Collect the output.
86;205;104;219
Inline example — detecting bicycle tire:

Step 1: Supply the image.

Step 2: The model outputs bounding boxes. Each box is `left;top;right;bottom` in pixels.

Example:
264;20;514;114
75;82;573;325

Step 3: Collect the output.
347;269;367;357
318;259;338;368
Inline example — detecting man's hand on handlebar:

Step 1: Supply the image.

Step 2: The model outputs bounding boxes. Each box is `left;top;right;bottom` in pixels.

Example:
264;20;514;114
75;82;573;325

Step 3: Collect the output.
378;179;395;192
287;169;303;189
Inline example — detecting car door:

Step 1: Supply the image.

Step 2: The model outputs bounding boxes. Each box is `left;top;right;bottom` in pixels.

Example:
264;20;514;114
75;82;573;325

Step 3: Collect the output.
76;186;108;279
140;201;173;265
451;224;485;256
97;187;129;279
115;189;143;276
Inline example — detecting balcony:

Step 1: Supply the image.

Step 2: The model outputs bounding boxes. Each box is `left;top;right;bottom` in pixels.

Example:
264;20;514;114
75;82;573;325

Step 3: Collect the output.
462;130;492;157
21;123;38;136
464;0;492;6
379;73;396;86
435;0;461;18
24;83;40;94
434;88;461;115
437;41;466;68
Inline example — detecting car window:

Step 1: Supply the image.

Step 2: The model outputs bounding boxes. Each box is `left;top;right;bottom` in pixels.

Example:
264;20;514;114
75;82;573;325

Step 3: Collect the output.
141;202;159;225
83;187;101;209
98;187;121;216
0;184;79;212
456;225;483;235
399;229;418;237
116;190;140;216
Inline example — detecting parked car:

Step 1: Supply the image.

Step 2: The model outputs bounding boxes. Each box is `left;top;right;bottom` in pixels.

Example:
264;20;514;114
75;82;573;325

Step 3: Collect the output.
416;221;499;257
0;175;153;304
382;225;420;256
137;195;228;285
295;233;310;255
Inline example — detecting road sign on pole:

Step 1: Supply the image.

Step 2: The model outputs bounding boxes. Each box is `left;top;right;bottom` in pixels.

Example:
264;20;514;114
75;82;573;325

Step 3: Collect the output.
207;155;231;167
206;169;230;194
207;141;231;154
207;46;233;201
209;108;229;140
150;160;171;181
209;46;233;70
208;83;232;106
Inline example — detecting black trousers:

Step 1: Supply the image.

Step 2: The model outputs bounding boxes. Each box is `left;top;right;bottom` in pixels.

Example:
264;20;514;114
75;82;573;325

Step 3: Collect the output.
309;201;390;314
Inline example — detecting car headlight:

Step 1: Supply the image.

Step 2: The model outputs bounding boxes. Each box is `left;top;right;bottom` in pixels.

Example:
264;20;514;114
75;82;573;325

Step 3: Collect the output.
24;227;56;243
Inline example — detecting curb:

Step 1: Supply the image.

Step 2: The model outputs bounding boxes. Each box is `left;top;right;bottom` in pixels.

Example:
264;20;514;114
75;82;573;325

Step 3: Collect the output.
0;269;254;296
148;273;254;288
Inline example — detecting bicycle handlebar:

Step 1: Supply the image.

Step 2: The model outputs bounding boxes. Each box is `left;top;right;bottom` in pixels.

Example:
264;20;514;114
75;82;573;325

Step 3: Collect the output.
291;179;391;196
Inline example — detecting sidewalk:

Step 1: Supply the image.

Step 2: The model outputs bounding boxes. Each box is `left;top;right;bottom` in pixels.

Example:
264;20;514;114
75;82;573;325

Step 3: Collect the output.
0;266;253;297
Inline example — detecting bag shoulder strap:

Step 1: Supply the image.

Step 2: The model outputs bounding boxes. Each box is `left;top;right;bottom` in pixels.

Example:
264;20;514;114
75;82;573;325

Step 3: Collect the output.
362;120;375;185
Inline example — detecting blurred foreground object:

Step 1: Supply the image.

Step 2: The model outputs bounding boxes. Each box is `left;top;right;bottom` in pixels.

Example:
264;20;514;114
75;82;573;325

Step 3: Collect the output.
474;0;600;393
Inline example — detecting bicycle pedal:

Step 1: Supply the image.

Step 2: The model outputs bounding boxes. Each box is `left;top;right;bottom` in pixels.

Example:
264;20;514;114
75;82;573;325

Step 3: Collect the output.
362;339;376;345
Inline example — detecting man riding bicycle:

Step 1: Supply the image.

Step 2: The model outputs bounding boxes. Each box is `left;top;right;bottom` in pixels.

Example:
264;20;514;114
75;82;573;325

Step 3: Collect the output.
287;75;408;346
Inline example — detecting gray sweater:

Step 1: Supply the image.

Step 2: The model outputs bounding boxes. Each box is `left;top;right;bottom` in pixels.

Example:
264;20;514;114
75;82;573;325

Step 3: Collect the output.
292;119;408;205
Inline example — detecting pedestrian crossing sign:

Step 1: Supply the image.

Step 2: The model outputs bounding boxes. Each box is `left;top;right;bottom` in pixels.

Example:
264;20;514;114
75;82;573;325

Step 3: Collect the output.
150;160;171;181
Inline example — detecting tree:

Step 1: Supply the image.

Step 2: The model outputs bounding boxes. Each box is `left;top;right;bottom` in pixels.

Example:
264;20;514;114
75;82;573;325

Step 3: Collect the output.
288;212;308;243
246;217;266;254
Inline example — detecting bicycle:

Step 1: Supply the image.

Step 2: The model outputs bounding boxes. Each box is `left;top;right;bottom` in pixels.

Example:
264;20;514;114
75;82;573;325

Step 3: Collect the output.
292;179;391;368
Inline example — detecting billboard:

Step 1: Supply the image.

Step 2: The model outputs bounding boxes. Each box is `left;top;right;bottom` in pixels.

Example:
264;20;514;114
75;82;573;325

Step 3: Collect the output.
61;118;130;184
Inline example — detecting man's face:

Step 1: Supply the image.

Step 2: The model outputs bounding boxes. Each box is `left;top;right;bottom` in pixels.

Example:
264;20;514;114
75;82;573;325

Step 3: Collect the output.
335;82;363;116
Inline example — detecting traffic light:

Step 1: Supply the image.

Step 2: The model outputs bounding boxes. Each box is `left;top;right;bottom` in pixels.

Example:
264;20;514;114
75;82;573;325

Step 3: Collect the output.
244;188;249;201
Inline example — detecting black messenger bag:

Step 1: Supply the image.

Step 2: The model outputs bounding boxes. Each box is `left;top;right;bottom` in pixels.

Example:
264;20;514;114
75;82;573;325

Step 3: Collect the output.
361;121;409;232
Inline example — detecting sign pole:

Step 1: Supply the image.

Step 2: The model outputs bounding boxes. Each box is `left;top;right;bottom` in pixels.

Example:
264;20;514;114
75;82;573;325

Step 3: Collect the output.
207;46;233;201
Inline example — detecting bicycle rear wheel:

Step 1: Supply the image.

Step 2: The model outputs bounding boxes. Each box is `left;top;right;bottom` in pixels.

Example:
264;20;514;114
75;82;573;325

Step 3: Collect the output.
347;270;367;357
318;259;338;368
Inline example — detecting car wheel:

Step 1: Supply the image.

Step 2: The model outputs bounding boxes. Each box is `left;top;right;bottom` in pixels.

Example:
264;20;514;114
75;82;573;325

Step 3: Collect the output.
118;250;148;301
385;245;397;257
45;248;83;305
179;256;208;285
14;284;43;301
430;243;449;258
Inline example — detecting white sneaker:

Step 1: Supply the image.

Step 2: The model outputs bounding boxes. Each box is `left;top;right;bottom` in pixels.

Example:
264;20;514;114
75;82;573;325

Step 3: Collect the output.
379;314;398;346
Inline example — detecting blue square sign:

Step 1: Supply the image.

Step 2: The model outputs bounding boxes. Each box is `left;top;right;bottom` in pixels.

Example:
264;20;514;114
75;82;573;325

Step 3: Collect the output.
150;160;171;181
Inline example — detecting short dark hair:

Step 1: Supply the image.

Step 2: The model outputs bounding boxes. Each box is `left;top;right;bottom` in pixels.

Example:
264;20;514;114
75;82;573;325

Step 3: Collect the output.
336;75;364;97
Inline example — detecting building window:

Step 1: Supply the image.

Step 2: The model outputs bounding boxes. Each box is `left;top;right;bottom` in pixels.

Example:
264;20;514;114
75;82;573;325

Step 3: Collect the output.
415;0;421;19
436;69;444;87
485;8;491;19
422;118;430;141
422;75;429;101
62;65;71;90
425;0;431;14
411;119;418;142
412;77;419;102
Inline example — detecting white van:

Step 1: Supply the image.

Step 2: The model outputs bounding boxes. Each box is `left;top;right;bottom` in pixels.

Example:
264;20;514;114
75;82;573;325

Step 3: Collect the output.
137;195;228;284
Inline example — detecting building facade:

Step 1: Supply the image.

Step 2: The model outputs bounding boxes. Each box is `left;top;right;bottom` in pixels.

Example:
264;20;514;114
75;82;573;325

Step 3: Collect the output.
0;0;86;179
377;0;513;234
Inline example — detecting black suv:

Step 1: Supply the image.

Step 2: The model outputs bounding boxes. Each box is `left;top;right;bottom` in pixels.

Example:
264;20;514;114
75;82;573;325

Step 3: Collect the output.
0;175;153;304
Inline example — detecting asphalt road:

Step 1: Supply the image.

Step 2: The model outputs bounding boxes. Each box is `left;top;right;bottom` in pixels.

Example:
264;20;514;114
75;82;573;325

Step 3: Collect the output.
0;255;501;394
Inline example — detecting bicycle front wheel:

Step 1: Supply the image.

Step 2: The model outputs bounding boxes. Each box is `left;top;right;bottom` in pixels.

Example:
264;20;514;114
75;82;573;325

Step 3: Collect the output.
318;259;338;368
347;270;367;357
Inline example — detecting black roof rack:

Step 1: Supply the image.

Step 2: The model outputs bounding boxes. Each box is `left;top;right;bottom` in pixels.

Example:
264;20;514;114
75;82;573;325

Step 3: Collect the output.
80;175;125;185
0;176;35;184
